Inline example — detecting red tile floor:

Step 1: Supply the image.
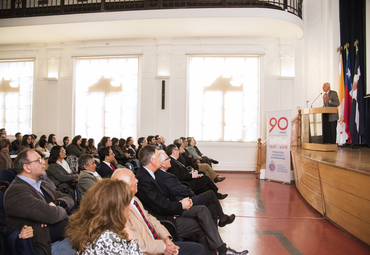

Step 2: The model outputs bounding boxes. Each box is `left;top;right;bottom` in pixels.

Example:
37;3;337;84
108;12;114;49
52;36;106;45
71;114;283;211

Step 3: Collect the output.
215;172;370;255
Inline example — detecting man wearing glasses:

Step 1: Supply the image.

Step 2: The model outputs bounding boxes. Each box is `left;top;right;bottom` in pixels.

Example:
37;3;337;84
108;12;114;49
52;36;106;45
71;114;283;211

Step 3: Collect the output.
4;149;75;255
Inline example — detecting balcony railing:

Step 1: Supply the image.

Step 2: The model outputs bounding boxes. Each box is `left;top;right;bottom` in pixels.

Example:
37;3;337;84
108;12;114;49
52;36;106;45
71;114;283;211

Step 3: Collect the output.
0;0;302;19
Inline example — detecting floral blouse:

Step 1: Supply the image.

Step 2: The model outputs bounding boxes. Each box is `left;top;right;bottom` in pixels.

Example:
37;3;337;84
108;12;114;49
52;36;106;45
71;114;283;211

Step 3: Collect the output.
77;230;142;255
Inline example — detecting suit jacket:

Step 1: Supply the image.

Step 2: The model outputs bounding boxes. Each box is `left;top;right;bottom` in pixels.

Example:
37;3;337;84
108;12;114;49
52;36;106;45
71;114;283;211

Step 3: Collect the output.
168;157;214;194
77;170;100;196
135;166;183;225
97;161;114;178
4;176;74;255
126;196;170;255
323;90;340;122
155;170;203;205
47;162;77;197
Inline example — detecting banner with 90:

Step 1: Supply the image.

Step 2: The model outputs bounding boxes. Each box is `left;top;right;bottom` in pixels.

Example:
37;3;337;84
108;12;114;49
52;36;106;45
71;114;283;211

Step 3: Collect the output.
265;110;292;183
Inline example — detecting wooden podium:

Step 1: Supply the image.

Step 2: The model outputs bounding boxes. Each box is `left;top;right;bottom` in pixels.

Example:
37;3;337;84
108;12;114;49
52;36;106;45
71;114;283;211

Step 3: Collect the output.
301;107;338;151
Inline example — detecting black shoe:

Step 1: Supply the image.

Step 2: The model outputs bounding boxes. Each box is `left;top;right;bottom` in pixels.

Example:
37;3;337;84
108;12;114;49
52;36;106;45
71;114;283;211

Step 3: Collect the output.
225;247;249;255
218;214;235;227
214;176;226;183
210;159;219;164
217;193;228;200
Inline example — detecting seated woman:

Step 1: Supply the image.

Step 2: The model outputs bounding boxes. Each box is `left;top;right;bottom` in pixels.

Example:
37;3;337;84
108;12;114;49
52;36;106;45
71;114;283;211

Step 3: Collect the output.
125;136;137;158
47;134;59;151
66;136;84;173
39;139;49;153
35;134;46;148
17;134;34;153
65;179;142;255
112;138;135;170
63;136;70;151
0;139;13;169
87;138;98;155
80;138;92;155
47;146;78;198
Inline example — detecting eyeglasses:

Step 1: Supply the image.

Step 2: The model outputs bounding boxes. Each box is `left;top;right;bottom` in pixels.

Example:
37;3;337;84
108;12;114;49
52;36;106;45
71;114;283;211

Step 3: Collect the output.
60;150;66;153
164;157;171;161
25;158;44;164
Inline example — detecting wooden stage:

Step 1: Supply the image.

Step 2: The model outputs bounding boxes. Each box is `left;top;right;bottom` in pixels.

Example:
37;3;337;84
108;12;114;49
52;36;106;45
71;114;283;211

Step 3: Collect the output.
291;147;370;246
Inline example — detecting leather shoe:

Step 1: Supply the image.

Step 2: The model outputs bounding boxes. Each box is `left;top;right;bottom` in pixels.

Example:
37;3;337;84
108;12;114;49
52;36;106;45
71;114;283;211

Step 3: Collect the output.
217;193;228;199
218;214;235;227
225;247;249;255
210;158;219;164
214;176;226;183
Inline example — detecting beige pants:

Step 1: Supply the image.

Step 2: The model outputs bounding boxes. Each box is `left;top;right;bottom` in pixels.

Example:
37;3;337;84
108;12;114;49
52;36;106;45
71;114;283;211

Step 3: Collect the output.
198;163;218;180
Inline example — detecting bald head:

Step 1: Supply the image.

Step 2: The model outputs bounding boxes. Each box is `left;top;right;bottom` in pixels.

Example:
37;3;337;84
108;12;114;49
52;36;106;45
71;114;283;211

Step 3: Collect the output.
112;168;138;195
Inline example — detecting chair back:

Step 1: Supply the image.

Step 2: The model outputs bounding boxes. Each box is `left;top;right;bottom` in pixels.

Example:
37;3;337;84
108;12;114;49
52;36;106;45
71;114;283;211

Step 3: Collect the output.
0;169;15;184
0;226;37;255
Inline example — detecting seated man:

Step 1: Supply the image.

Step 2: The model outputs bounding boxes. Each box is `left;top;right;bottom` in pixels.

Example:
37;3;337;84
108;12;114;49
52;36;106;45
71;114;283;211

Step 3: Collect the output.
147;135;157;146
10;132;22;154
156;150;235;227
166;144;227;199
77;154;102;196
174;139;225;183
4;149;75;255
96;146;117;178
112;168;206;255
135;145;248;255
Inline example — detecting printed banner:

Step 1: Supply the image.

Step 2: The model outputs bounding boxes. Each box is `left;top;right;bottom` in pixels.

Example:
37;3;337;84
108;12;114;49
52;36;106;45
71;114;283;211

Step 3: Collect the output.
265;110;291;183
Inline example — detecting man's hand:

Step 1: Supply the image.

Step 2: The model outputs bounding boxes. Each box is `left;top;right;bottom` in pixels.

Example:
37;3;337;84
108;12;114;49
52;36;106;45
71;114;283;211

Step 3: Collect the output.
180;197;193;210
192;172;201;178
163;237;179;255
19;225;33;239
49;202;56;207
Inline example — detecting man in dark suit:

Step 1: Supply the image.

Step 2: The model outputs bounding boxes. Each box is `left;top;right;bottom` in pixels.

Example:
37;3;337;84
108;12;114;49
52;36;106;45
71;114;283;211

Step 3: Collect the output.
96;146;117;178
322;82;340;144
135;145;248;255
166;144;227;199
156;150;235;228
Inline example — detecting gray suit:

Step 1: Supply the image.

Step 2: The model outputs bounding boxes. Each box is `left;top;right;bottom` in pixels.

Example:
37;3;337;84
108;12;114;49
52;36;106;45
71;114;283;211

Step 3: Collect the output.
323;90;340;122
77;170;101;196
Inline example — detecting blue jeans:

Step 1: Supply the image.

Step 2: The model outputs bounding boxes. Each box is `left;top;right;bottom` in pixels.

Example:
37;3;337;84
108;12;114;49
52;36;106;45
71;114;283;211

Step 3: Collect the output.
51;238;75;255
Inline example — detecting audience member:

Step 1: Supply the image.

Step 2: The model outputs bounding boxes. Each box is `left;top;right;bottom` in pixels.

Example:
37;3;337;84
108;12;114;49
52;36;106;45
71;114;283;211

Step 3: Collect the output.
35;135;47;148
126;136;137;158
66;179;142;254
17;134;34;153
62;136;69;150
192;138;219;165
66;135;83;158
0;128;6;136
136;137;147;159
77;154;101;197
0;132;6;139
166;144;226;199
157;150;235;227
96;146;116;178
98;136;112;151
135;145;248;255
47;134;59;151
112;168;206;255
4;149;75;255
80;138;92;154
147;135;156;146
31;134;37;147
87;138;98;155
11;132;22;153
0;138;13;169
39;139;49;153
47;146;78;198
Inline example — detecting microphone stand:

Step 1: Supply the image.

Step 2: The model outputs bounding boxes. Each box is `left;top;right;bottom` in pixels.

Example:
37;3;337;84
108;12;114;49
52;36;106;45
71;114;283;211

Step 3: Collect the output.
311;93;323;108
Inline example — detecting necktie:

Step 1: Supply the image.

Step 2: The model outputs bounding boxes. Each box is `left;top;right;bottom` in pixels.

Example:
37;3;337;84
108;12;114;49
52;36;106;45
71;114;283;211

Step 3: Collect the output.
133;200;159;240
110;163;115;171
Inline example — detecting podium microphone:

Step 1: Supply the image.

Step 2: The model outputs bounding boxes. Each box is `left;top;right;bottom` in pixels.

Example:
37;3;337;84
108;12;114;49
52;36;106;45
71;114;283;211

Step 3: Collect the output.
311;93;323;108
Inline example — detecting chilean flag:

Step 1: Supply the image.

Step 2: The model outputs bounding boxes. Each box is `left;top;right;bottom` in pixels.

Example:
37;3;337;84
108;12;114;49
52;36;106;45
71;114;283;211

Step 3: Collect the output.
344;50;353;143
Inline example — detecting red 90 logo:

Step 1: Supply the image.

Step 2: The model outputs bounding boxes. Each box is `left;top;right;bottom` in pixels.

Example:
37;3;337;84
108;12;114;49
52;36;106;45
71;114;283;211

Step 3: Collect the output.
269;117;288;133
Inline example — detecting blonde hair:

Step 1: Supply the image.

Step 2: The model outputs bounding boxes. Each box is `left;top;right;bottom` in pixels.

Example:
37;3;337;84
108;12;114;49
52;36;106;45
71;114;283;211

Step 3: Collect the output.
66;178;133;251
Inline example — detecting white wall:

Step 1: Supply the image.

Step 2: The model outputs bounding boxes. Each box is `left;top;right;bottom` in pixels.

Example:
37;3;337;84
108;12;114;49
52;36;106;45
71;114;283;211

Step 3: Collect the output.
0;1;341;171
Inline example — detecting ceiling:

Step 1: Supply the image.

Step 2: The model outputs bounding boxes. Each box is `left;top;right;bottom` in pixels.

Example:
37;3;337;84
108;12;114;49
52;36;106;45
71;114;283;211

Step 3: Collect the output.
0;8;304;45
